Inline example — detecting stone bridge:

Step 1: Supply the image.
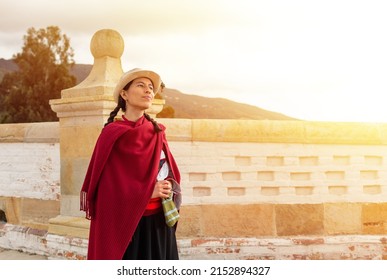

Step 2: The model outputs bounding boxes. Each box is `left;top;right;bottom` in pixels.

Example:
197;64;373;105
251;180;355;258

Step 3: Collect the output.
1;29;387;260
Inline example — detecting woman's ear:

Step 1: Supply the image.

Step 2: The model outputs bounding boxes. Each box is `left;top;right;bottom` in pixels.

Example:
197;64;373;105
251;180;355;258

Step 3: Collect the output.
119;90;127;101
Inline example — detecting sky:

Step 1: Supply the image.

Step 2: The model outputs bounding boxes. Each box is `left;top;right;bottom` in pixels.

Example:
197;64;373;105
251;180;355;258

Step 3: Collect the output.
1;0;387;123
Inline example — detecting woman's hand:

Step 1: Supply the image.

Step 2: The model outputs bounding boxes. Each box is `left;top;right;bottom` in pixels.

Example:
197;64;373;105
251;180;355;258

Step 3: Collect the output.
152;180;172;199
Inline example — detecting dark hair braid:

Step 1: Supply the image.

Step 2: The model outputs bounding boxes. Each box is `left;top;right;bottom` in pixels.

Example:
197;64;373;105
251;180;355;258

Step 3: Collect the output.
144;112;162;133
104;95;127;127
104;106;120;127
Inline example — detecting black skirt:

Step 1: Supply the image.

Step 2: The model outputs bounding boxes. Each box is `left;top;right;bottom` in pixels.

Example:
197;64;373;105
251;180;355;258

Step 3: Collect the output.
122;210;179;260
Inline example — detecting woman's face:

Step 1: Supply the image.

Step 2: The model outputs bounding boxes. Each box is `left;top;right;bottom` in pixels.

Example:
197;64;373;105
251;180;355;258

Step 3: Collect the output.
121;77;155;111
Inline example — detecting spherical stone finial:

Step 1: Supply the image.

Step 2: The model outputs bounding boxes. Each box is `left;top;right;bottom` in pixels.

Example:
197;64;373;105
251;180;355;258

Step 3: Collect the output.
90;29;124;59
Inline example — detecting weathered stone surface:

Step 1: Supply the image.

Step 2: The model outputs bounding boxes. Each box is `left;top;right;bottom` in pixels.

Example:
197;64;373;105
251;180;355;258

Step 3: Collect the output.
362;203;387;234
202;204;275;237
48;215;90;239
0;197;60;230
176;205;203;238
0;122;59;143
276;204;324;236
4;197;21;225
21;199;60;230
304;122;383;145
191;120;306;143
324;203;362;234
177;204;275;238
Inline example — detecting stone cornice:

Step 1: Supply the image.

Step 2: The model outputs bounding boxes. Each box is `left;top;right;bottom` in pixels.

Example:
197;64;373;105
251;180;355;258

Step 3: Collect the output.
3;119;387;145
0;122;59;143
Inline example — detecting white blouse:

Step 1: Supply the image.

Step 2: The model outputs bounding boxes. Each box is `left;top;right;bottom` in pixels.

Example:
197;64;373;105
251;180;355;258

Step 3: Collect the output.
157;150;170;181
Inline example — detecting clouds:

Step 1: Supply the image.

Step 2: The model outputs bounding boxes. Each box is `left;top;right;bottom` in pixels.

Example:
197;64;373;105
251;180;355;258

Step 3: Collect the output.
1;0;387;122
1;0;237;33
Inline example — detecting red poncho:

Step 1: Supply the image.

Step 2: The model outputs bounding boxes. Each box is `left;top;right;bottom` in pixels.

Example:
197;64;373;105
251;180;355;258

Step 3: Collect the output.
80;116;181;260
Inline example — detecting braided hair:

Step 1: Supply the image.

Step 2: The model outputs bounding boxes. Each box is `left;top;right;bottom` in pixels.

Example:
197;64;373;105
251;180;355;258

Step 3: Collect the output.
105;81;162;132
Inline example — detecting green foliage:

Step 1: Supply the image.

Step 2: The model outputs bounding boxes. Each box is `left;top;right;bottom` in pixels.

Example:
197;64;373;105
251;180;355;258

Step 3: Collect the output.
0;26;76;123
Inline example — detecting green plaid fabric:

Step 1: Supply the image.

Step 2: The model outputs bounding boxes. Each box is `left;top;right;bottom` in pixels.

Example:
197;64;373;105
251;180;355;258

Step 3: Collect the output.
162;195;180;227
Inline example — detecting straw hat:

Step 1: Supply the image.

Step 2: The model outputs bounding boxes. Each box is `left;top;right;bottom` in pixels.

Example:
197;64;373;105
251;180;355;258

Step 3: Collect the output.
113;68;161;103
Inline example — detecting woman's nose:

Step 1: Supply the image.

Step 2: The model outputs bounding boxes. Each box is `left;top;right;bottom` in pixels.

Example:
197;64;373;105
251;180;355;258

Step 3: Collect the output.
146;87;154;95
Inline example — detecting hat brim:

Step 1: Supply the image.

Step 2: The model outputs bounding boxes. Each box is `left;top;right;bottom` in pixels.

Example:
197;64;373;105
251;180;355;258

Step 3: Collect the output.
113;69;161;103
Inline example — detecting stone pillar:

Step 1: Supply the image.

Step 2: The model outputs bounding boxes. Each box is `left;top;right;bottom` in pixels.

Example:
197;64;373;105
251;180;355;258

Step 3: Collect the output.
48;29;165;238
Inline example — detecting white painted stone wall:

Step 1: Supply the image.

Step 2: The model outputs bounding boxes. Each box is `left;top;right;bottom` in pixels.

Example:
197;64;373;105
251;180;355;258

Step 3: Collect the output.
2;140;387;206
0;142;60;200
1;121;387;205
171;141;387;205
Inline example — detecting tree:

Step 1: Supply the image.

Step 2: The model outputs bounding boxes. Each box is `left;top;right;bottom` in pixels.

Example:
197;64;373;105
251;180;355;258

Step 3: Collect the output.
155;82;175;118
157;104;175;118
0;26;76;123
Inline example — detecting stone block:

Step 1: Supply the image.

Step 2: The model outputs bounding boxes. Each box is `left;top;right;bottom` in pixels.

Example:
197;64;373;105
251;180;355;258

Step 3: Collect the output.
276;204;324;236
200;204;275;237
60;159;74;196
60;158;89;195
5;197;21;224
304;122;382;145
0;123;26;142
60;125;101;158
324;203;362;234
362;203;387;234
24;122;59;143
70;158;90;194
191;120;305;143
21;198;60;229
176;205;203;238
48;215;90;239
158;119;192;141
178;204;276;238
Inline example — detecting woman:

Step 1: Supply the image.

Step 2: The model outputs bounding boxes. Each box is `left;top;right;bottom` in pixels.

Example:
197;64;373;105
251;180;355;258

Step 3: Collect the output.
80;68;181;260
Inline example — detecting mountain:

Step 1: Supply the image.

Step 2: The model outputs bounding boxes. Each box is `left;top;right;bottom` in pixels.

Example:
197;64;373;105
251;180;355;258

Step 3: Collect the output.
0;58;91;84
161;88;295;120
0;58;18;81
0;59;297;120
